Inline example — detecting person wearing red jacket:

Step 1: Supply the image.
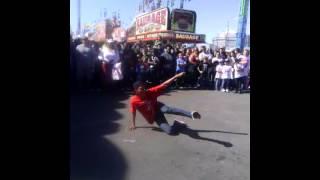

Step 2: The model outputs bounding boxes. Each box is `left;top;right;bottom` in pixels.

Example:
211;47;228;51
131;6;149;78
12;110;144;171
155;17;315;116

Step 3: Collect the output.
129;72;201;135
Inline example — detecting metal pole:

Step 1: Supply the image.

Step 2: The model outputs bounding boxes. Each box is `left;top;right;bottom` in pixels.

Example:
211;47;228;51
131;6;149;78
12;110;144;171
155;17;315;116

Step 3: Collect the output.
77;0;81;36
180;0;184;9
226;21;229;49
236;0;249;50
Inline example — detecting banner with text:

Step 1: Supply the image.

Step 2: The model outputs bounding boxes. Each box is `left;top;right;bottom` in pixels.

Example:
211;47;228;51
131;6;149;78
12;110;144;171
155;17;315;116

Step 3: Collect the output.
136;7;169;35
171;9;196;33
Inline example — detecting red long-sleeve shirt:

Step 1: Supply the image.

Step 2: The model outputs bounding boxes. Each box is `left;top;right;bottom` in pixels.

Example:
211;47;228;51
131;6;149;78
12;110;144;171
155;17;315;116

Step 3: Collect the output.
129;84;167;124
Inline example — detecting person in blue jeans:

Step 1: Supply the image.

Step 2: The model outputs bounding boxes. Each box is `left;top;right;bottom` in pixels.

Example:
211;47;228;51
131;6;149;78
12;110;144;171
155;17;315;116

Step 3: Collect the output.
175;52;187;88
129;72;201;135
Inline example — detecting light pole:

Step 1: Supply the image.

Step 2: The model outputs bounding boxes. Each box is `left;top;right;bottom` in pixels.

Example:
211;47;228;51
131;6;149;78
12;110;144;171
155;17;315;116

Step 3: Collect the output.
180;0;184;9
77;0;81;36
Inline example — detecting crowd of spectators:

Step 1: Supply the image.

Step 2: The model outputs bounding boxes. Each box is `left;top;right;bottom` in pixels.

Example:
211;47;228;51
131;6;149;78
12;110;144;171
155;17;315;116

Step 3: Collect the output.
70;35;250;93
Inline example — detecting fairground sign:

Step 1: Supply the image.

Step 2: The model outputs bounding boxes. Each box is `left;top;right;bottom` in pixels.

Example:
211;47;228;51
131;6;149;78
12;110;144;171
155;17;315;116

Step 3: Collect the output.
112;27;126;42
127;31;205;43
135;7;169;35
92;21;106;42
171;9;196;33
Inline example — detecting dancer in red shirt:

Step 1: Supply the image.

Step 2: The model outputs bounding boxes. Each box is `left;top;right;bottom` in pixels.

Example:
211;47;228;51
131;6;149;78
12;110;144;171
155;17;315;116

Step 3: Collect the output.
129;72;201;135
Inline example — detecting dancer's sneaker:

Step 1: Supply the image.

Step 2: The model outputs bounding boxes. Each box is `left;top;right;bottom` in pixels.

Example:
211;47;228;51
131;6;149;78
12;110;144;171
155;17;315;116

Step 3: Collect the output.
191;111;201;120
172;120;188;130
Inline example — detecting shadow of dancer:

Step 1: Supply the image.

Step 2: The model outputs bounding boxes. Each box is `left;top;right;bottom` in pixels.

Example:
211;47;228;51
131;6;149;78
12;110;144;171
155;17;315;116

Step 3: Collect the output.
179;127;233;147
70;91;130;180
152;126;233;148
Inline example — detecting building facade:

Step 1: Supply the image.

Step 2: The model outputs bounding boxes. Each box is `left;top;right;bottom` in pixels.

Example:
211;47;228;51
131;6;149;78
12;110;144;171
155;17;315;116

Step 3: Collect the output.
212;31;250;51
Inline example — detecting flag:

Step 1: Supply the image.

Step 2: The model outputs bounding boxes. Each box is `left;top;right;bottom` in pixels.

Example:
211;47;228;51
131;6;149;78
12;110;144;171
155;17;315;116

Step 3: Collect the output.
104;9;107;18
171;0;175;7
142;1;145;12
151;2;155;10
157;0;162;8
144;0;148;7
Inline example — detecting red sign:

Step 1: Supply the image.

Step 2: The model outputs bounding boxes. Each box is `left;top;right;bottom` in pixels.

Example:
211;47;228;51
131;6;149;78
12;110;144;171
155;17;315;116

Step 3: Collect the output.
135;7;169;35
112;28;126;42
92;21;106;42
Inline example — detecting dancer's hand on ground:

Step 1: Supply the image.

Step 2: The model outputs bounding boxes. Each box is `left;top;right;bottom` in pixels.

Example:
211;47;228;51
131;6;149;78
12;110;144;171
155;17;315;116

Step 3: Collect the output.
129;125;136;131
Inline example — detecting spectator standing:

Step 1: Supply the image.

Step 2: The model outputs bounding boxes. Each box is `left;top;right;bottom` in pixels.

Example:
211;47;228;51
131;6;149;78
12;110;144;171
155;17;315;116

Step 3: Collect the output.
100;41;120;88
241;49;250;90
136;55;149;82
75;37;95;89
221;59;233;92
219;47;227;60
207;57;217;90
185;48;199;88
175;52;187;88
160;46;175;82
215;60;224;91
212;51;222;63
197;57;210;89
233;58;246;93
199;46;209;62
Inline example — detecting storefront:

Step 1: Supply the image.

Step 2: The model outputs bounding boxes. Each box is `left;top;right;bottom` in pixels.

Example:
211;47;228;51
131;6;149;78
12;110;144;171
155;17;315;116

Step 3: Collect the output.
127;7;205;43
127;30;205;43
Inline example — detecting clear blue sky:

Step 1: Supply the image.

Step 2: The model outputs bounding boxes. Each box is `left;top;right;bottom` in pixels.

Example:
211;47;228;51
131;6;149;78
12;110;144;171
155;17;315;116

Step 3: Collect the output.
70;0;250;43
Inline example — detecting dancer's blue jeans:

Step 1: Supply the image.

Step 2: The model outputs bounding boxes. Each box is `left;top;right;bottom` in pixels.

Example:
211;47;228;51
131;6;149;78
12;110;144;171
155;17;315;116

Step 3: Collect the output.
155;102;192;135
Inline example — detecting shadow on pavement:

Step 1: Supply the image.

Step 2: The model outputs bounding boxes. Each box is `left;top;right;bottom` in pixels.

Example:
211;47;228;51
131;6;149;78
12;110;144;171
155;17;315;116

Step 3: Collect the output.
179;127;233;147
151;127;234;148
70;91;130;180
191;129;248;135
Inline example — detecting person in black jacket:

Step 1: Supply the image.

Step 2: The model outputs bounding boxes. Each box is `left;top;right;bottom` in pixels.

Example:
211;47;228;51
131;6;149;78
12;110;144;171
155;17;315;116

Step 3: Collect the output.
197;57;210;89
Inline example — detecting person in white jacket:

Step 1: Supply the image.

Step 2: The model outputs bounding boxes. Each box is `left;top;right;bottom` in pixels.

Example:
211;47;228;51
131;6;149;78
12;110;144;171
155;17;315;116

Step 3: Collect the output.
241;49;250;90
101;40;120;65
233;58;246;93
199;46;209;62
215;59;224;91
221;59;233;92
99;40;121;83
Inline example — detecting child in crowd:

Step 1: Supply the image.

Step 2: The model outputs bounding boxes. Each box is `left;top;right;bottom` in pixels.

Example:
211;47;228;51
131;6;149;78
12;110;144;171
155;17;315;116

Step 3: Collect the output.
215;59;224;91
221;59;233;92
175;52;187;88
176;53;187;73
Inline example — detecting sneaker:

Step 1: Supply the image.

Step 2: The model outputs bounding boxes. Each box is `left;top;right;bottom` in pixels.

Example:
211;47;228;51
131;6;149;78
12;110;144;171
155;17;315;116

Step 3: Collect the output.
191;111;201;120
226;89;229;93
221;89;226;92
173;120;188;128
172;120;187;132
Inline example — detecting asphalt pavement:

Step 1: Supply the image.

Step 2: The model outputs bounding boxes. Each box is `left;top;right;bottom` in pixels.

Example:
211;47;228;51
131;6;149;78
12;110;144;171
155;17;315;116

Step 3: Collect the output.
70;89;250;180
